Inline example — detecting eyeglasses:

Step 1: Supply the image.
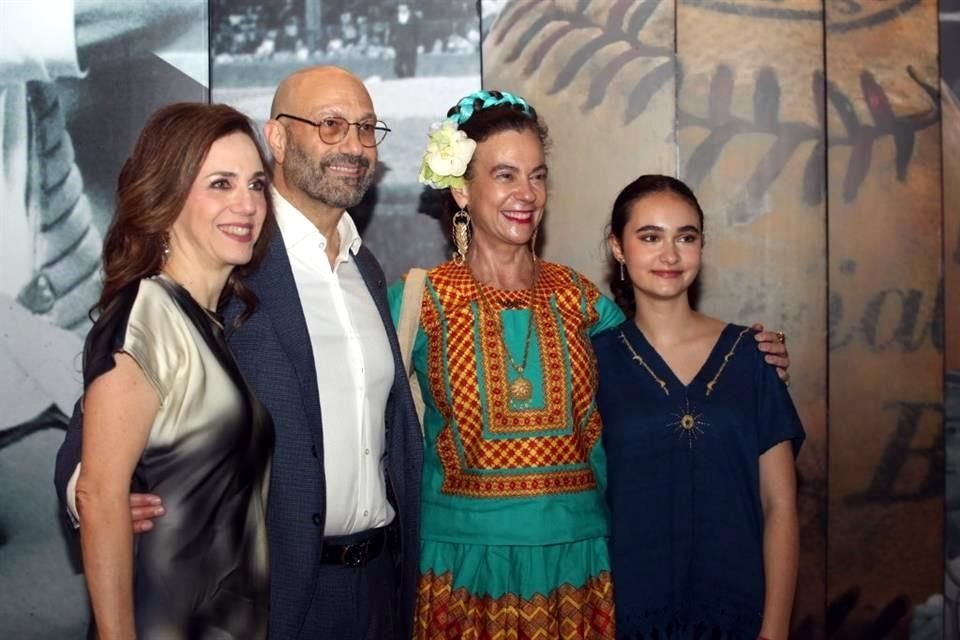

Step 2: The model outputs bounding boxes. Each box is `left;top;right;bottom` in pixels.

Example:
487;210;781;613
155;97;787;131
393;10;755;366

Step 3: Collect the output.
276;113;391;147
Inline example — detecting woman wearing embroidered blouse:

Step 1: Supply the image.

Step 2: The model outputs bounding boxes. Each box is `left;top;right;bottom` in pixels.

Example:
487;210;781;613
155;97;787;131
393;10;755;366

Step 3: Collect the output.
593;175;804;640
389;90;622;638
390;93;791;638
75;103;274;639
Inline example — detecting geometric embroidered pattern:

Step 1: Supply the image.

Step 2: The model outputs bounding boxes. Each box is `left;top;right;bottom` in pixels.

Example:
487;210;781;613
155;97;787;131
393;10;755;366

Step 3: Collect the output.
414;569;615;640
420;261;604;498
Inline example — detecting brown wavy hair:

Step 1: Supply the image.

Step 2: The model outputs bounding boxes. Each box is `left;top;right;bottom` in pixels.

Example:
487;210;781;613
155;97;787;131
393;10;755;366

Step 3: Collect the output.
95;102;274;325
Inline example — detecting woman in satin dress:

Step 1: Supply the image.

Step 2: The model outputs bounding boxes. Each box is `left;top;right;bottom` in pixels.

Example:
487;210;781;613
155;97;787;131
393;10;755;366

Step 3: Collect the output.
75;103;275;639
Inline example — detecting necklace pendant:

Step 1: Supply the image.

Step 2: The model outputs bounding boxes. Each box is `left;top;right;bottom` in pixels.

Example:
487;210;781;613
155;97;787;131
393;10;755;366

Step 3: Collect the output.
509;376;533;402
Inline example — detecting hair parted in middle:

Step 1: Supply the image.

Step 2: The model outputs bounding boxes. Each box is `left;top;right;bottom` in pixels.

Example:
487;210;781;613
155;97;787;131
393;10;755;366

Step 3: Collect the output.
607;174;705;316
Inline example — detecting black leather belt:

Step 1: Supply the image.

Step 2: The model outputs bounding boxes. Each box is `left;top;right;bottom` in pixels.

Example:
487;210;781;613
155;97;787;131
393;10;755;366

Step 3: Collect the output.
320;528;387;568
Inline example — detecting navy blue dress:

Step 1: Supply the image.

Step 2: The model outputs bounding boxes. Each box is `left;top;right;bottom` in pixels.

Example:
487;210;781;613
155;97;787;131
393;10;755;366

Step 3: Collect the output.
593;321;804;640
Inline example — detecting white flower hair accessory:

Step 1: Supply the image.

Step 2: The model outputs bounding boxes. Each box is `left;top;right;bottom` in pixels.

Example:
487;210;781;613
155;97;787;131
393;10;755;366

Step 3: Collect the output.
417;118;477;190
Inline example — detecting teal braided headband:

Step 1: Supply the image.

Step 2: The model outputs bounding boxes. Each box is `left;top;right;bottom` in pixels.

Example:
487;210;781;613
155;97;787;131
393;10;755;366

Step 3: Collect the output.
417;90;535;190
448;90;533;126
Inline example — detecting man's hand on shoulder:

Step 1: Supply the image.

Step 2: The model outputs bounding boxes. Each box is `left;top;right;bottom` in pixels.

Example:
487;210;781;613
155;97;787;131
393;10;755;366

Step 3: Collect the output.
751;322;790;383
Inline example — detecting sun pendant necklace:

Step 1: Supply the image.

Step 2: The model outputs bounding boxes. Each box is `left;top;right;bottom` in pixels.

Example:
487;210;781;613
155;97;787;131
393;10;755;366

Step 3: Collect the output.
476;273;538;404
617;326;750;447
504;312;536;402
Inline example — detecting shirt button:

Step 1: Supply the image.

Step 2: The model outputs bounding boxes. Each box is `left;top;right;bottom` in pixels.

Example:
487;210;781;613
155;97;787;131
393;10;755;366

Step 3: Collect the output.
312;513;322;526
364;448;370;456
363;510;369;517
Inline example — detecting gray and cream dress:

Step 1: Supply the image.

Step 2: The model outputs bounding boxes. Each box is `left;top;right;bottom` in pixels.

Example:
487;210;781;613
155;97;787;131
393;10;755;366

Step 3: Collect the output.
82;275;274;639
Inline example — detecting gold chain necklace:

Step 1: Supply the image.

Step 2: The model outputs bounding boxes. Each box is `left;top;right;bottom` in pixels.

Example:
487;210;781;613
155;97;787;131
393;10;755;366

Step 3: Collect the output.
475;274;538;403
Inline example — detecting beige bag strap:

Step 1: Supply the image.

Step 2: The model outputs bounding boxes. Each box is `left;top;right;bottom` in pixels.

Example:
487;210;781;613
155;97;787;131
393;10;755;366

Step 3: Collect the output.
397;268;427;431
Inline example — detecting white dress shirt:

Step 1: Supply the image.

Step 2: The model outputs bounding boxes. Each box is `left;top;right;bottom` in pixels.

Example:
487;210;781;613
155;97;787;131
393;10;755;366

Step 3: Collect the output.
274;190;396;535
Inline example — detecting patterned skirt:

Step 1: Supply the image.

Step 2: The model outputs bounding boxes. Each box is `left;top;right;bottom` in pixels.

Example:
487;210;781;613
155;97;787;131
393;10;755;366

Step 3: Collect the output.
414;537;615;639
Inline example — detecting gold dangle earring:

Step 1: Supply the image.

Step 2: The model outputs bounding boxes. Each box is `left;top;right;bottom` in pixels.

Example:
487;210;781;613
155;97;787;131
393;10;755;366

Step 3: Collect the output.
452;208;471;264
530;228;539;262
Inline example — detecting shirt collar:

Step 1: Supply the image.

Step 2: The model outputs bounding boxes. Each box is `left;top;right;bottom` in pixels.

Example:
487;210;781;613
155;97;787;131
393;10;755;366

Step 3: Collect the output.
272;188;363;259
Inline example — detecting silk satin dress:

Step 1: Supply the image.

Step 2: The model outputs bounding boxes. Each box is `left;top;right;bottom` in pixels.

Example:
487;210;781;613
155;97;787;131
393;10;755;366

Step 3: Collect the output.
82;275;274;639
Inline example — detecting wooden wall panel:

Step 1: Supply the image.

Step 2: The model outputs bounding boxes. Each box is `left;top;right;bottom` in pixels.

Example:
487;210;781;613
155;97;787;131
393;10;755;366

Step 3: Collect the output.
941;0;960;635
674;1;827;636
481;1;948;637
824;0;943;636
945;10;960;377
482;0;678;287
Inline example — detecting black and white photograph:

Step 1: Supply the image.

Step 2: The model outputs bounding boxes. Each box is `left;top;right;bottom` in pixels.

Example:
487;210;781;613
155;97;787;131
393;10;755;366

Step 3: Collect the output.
211;0;482;279
0;2;208;636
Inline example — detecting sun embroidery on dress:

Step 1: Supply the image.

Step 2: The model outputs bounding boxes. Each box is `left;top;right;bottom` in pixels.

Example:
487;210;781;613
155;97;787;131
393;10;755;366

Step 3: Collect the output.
670;396;709;448
619;326;750;448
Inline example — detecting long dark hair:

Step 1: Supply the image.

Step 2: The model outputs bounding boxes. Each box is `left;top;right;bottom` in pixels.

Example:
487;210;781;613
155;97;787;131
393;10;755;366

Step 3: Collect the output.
607;174;705;315
95;102;274;325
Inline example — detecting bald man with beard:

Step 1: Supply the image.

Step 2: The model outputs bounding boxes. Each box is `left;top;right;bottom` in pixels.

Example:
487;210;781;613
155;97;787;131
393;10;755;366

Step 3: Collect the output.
56;66;422;640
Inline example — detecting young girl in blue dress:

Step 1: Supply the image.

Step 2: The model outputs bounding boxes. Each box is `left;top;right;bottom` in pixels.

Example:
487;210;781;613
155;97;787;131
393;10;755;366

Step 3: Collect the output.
592;175;804;640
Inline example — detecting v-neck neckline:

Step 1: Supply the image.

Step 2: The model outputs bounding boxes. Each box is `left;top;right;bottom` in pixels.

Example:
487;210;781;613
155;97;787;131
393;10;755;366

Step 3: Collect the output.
621;320;734;391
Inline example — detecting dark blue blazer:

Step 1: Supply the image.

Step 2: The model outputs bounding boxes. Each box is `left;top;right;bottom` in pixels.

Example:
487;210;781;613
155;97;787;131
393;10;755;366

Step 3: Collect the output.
54;222;423;640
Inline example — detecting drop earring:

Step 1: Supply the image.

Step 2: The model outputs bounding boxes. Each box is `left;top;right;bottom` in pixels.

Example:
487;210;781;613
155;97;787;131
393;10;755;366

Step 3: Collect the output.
452;208;471;264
